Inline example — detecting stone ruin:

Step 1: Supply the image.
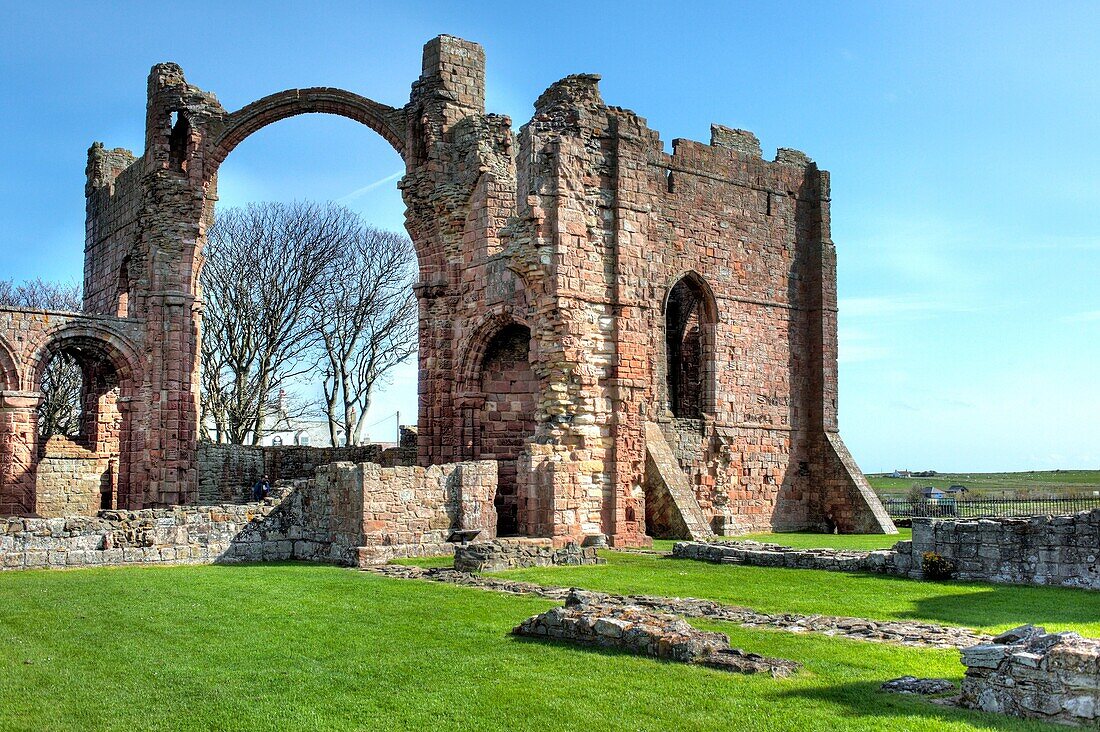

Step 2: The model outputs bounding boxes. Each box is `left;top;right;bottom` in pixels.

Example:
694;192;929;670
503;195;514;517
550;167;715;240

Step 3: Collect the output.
674;508;1100;591
513;588;801;677
0;34;894;550
452;538;603;572
961;624;1100;726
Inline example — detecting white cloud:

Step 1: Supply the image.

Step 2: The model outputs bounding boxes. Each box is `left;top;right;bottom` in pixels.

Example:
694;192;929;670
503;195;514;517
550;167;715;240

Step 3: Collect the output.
336;171;404;204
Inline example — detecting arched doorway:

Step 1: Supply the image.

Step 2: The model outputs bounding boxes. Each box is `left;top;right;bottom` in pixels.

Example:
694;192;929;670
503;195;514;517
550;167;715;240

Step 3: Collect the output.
473;323;537;536
664;273;717;418
28;332;137;515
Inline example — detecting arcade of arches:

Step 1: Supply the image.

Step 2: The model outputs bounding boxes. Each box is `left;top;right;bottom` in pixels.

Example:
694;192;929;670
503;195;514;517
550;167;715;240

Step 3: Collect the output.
0;34;895;544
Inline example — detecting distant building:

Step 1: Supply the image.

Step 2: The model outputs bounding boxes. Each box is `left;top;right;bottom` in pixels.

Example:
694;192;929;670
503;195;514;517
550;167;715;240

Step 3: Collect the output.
890;470;912;478
947;485;969;494
922;487;947;499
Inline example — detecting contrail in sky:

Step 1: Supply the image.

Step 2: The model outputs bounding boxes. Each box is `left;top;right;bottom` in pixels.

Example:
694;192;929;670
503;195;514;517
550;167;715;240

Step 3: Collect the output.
336;170;404;203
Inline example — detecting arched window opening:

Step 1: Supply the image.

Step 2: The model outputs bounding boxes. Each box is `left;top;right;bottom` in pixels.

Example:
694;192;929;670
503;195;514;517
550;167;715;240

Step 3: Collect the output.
476;323;536;537
37;351;85;443
665;275;714;418
200;113;412;450
168;111;191;173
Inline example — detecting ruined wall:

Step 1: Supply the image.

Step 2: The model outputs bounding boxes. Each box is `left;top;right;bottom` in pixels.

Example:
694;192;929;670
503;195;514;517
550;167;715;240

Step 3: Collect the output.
1;498;297;570
315;460;498;565
84;146;142;317
1;459;498;570
675;509;1100;591
904;512;1100;590
961;626;1100;726
34;437;112;518
196;443;414;503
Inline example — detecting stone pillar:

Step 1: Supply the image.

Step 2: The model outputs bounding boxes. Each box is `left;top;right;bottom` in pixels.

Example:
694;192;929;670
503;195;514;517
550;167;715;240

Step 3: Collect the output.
405;36;488;469
0;391;41;515
123;62;222;507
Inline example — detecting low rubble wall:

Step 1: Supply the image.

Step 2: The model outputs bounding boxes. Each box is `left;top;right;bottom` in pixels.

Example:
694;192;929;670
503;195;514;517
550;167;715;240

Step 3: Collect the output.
960;624;1100;726
2;459;499;570
513;589;800;676
1;489;304;570
674;508;1100;591
454;539;603;572
673;539;898;573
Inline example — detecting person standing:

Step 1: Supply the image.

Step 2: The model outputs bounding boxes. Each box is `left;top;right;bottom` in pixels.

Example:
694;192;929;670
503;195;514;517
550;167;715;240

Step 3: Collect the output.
251;475;271;501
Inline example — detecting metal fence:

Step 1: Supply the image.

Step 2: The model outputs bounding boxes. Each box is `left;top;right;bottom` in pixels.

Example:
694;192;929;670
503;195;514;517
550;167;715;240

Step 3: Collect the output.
881;496;1100;519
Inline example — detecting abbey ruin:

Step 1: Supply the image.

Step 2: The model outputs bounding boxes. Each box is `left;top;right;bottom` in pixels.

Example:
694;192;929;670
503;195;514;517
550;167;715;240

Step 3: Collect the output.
0;35;895;549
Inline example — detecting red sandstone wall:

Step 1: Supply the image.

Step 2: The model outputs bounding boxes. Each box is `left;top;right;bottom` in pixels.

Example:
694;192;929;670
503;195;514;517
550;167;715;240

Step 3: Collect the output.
2;34;890;539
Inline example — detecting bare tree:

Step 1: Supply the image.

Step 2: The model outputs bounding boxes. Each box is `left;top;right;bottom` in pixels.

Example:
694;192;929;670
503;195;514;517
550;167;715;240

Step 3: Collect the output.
0;278;85;437
0;278;82;312
200;202;355;444
315;227;417;446
37;352;83;438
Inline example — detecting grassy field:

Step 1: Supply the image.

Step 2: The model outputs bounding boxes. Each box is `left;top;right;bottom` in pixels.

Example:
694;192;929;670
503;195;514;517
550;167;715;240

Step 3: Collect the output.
500;552;1100;637
0;562;1075;731
867;469;1100;497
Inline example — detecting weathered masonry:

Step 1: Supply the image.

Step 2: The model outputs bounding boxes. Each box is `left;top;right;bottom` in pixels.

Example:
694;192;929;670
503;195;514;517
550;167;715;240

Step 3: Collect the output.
0;35;894;544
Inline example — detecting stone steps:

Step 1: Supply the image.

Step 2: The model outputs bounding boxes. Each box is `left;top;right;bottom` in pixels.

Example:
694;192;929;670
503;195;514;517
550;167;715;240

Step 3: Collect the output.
644;422;714;541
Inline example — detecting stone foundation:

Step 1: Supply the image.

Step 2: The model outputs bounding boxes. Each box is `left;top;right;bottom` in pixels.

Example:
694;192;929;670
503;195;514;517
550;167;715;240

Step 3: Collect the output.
674;508;1100;591
372;564;988;649
673;539;896;573
453;539;603;572
961;625;1100;726
513;589;800;676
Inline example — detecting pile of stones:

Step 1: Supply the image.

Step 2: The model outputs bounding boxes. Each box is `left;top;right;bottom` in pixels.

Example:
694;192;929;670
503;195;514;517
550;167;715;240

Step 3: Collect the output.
454;539;602;572
960;624;1100;725
513;589;800;677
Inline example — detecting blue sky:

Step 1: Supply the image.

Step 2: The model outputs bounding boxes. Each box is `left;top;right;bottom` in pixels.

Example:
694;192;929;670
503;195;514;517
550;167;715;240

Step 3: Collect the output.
1;2;1098;471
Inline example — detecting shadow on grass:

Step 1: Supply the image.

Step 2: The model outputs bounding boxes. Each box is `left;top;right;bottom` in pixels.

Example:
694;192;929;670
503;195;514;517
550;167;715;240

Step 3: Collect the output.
773;680;1047;731
896;582;1100;634
515;635;1049;730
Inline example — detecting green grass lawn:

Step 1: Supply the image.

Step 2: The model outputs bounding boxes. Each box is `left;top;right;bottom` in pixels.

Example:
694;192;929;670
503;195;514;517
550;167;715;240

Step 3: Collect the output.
642;530;912;553
498;552;1100;637
0;563;1065;731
